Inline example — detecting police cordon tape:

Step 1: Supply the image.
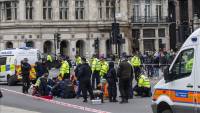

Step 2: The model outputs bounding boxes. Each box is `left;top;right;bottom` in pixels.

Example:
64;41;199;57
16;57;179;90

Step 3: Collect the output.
1;88;111;113
141;64;171;66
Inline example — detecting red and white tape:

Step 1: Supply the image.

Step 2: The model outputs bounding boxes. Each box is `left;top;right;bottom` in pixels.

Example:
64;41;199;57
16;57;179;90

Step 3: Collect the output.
1;88;111;113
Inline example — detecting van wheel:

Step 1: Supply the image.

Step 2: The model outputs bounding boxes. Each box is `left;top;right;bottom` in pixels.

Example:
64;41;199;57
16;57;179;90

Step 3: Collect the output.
161;109;172;113
8;75;17;86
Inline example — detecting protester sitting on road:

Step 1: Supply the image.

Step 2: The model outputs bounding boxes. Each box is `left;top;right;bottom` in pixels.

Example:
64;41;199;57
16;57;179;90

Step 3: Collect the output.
51;77;75;99
133;74;151;97
33;73;52;96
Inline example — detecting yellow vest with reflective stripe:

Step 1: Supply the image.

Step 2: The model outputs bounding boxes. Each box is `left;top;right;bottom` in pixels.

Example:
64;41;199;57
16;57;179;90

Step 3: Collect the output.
47;55;53;62
60;61;70;78
131;56;141;67
100;61;109;77
185;58;193;73
91;58;101;72
75;57;82;65
138;75;150;88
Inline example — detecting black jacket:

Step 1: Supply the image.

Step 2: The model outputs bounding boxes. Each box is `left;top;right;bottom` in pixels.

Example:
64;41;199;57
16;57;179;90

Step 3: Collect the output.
117;60;133;79
107;62;118;83
21;62;31;76
77;63;92;82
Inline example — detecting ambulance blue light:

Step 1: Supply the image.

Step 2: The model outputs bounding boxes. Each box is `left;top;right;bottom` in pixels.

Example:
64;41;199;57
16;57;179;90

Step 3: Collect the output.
191;37;197;42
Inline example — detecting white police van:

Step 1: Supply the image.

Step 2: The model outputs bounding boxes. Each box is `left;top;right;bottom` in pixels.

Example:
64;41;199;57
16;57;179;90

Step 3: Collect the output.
0;48;42;85
152;28;200;113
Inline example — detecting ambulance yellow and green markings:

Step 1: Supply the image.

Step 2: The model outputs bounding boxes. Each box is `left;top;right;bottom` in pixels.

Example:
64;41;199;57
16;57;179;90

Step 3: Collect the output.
0;64;15;72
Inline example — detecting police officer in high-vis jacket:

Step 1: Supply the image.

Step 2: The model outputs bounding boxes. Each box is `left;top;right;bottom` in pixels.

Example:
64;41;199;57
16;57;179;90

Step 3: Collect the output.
100;57;109;79
47;54;53;70
133;74;151;97
131;54;141;81
91;55;101;89
59;58;70;80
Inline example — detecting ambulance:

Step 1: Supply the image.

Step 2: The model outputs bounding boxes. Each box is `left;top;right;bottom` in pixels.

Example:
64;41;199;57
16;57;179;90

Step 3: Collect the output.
0;48;42;85
152;28;200;113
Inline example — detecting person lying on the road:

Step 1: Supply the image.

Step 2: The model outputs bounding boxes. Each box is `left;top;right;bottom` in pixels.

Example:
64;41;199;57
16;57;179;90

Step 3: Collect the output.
33;73;53;96
133;74;151;97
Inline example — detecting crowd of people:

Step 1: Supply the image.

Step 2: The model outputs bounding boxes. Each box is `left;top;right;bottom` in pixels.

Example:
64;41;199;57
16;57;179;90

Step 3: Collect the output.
19;49;176;104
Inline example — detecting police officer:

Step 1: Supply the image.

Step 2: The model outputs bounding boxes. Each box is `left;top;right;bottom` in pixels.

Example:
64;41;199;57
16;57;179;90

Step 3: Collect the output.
131;53;141;81
74;55;82;98
47;54;53;70
185;58;194;73
91;55;101;89
133;74;151;97
59;58;70;80
100;57;109;79
21;58;31;94
107;62;118;102
77;57;94;102
75;55;82;66
117;56;133;104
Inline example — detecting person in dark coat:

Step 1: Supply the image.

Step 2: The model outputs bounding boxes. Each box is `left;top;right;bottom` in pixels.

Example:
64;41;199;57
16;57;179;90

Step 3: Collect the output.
77;57;94;102
117;57;133;104
107;62;118;102
35;61;49;80
21;58;31;94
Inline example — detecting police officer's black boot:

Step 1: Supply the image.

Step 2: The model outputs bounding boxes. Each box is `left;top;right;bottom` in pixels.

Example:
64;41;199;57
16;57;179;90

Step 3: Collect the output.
119;98;125;104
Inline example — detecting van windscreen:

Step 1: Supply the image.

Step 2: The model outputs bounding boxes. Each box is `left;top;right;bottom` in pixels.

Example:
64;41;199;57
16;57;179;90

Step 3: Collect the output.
0;57;6;65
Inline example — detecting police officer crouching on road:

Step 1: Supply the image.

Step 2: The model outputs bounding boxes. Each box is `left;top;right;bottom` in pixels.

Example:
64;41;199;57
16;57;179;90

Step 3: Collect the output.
77;57;94;102
133;74;151;97
117;56;133;104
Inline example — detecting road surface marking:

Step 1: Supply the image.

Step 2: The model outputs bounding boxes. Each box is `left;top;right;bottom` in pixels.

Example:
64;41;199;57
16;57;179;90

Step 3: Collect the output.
1;88;111;113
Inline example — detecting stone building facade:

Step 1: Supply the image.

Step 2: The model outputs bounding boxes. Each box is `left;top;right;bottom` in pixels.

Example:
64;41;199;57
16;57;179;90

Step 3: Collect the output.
0;0;171;57
0;0;131;58
130;0;170;52
170;0;200;48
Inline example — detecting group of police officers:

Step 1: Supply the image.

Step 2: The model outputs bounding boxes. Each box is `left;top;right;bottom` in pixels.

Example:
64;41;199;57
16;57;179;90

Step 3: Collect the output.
21;53;151;103
56;53;151;103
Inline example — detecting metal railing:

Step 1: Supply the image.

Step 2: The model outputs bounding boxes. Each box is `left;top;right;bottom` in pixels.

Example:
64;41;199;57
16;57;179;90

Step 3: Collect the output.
131;16;171;23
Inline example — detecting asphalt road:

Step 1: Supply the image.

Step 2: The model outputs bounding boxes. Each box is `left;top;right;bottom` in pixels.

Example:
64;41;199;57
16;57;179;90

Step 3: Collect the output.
0;68;161;113
0;84;154;113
